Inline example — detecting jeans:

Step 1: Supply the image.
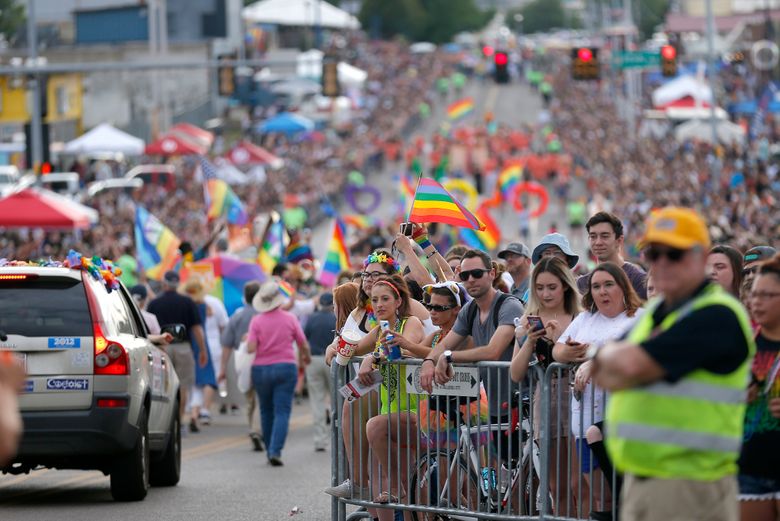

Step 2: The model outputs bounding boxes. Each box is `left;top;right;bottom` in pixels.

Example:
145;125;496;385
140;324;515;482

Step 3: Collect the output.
252;363;297;458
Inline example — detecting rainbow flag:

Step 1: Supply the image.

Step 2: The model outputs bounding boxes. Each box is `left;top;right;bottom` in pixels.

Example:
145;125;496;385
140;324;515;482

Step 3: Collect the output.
277;279;296;299
409;177;485;231
343;214;383;230
318;218;350;287
398;172;417;220
134;206;181;280
447;97;474;121
258;212;287;273
285;231;313;263
201;156;248;225
456;206;500;251
498;163;522;199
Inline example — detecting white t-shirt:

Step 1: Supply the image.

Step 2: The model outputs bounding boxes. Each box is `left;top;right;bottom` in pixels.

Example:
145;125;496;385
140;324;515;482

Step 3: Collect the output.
204;294;229;358
560;309;643;437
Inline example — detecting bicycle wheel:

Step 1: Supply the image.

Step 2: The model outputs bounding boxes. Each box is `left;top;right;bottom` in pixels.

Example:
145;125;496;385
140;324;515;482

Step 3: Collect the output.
409;450;482;521
503;452;543;516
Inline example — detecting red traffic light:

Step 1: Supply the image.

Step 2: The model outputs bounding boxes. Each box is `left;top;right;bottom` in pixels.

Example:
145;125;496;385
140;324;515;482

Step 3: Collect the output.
482;45;494;57
494;52;508;66
661;45;676;60
577;47;593;62
41;162;52;175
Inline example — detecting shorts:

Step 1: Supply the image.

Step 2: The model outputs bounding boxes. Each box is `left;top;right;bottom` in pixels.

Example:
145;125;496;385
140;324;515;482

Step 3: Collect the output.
165;342;195;390
738;473;780;501
575;437;599;474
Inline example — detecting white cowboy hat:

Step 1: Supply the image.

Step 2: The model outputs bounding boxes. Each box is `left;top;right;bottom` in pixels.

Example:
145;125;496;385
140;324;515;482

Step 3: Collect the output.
252;281;286;313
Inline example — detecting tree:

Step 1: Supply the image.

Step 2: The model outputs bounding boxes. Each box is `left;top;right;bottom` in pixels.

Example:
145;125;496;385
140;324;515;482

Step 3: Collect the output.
0;0;25;45
510;0;566;34
637;0;670;40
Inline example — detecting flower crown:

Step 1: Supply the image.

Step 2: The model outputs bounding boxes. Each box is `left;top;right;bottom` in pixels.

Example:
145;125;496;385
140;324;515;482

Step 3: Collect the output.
363;251;400;272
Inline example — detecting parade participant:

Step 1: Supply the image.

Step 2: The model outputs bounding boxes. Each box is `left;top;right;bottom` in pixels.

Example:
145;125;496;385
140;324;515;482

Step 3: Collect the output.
130;284;173;346
576;212;647;299
510;257;582;514
201;290;228;423
708;244;744;297
593;207;754;521
147;271;208;434
246;281;312;467
219;281;264;452
304;292;337;452
182;280;218;433
497;242;532;305
738;253;780;521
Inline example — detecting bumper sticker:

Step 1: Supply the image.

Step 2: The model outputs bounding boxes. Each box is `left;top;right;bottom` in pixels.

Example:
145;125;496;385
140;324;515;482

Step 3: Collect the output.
46;378;89;391
48;337;81;349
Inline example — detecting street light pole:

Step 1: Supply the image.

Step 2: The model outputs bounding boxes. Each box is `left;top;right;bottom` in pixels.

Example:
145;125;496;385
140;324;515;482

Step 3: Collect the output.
26;0;42;172
704;0;721;185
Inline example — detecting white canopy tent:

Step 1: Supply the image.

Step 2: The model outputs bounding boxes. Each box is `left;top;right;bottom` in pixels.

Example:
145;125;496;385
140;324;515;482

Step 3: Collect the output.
296;51;368;88
63;123;145;155
652;75;713;108
674;119;746;145
243;0;360;29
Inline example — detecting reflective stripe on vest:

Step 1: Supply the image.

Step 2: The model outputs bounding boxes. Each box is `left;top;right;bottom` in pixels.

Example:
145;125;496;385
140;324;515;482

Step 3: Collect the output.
642;380;746;404
615;423;742;453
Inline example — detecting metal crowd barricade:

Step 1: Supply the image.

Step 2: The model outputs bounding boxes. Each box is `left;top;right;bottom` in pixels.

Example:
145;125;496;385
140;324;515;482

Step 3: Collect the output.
329;359;618;521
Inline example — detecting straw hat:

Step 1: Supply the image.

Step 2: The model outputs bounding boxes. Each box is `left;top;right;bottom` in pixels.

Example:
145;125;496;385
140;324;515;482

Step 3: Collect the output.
252;281;286;313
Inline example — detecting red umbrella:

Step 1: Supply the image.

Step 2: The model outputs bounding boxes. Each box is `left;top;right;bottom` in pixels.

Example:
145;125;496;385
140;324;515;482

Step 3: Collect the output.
145;133;207;156
224;141;283;168
0;188;98;230
170;122;214;148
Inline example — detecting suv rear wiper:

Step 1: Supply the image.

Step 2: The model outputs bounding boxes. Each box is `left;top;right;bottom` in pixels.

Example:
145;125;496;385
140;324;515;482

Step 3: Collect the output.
0;330;7;342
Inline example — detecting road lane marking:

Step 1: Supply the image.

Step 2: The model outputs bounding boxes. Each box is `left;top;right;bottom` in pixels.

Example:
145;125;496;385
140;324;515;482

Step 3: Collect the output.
484;85;499;114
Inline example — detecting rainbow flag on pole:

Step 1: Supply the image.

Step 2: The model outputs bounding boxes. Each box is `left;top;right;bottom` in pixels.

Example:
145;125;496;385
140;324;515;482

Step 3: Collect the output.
318;218;350;287
257;212;287;273
409;177;485;230
498;163;522;199
134;205;181;280
456;204;501;251
201;156;248;225
447;97;475;121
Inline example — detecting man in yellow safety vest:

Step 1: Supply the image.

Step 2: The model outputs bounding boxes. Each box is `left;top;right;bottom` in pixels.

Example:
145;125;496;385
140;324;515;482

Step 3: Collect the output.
591;207;755;521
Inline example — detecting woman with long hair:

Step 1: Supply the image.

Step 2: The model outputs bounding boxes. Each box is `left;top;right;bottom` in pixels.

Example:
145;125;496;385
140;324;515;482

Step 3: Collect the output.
510;256;582;514
552;262;642;519
707;244;743;297
354;274;425;519
738;253;780;521
333;282;360;332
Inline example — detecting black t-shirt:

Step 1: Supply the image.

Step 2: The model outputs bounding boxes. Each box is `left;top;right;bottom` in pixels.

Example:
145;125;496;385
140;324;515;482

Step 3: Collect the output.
739;333;780;479
640;282;750;383
147;290;202;339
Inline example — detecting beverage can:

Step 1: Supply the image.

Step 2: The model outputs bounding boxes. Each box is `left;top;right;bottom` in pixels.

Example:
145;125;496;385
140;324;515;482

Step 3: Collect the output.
386;334;401;361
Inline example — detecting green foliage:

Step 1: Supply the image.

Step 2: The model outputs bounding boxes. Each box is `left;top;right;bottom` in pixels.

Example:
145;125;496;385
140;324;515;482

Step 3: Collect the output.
637;0;670;40
0;0;25;44
359;0;492;43
508;0;581;34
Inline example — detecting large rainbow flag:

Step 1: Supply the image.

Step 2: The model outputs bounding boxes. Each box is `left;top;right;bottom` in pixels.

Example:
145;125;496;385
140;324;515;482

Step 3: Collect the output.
456;204;501;251
257;212;287;273
447;97;475;120
318;218;350;287
181;255;266;315
408;177;485;231
498;163;522;199
134;205;181;280
201;156;248;225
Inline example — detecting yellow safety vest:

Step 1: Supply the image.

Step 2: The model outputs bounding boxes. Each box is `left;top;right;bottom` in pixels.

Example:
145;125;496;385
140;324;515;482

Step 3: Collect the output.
606;284;755;481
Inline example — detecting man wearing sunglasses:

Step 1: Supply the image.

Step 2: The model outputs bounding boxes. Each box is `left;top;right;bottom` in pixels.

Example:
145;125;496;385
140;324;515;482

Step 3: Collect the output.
419;249;524;414
591;207;755;521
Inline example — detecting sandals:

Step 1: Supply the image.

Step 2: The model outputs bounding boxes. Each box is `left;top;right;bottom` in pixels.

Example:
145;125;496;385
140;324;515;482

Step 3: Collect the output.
374;491;406;504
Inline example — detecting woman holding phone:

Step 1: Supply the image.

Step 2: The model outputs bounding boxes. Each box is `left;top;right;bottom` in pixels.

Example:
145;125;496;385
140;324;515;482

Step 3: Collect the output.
510;256;582;515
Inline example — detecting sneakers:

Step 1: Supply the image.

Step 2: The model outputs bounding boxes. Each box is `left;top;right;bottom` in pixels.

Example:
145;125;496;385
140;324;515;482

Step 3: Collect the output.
189;419;200;433
249;433;264;452
324;479;372;498
268;456;283;467
199;411;212;425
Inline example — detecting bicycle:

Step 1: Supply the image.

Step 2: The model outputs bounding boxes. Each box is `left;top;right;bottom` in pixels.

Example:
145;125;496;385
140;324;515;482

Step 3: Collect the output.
409;394;548;520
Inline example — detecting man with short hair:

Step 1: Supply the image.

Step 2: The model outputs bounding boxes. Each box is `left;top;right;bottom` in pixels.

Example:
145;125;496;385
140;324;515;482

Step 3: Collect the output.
497;242;532;304
303;293;336;452
147;271;208;432
219;280;263;451
576;211;647;299
592;207;754;521
741;245;776;302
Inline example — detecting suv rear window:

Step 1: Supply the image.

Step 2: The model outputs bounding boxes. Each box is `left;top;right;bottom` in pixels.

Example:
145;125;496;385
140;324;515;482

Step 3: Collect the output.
0;277;92;337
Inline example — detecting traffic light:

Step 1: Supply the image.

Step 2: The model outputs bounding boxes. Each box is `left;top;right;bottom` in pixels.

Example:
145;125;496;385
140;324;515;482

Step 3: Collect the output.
494;51;509;83
660;45;677;77
482;45;494;58
321;54;340;98
217;53;236;97
571;47;600;80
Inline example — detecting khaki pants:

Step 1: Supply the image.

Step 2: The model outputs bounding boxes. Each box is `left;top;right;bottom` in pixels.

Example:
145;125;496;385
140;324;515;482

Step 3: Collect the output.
304;355;331;449
621;473;738;521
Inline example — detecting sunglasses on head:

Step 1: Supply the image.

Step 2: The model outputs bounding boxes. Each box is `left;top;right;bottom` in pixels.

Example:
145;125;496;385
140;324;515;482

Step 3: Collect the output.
458;268;490;281
644;246;687;263
424;303;455;312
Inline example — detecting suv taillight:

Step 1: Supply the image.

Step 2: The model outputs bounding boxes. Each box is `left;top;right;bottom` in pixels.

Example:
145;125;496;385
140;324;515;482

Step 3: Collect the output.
93;322;129;376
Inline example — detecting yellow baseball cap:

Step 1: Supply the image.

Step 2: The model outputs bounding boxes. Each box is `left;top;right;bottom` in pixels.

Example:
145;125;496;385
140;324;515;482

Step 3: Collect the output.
639;207;711;250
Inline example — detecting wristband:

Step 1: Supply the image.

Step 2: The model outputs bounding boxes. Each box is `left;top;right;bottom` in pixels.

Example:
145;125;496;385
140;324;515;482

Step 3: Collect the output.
425;250;437;259
414;235;431;248
421;358;435;366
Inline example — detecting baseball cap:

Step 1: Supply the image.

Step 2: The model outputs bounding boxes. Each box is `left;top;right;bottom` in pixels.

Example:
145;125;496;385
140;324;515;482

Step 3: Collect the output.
129;284;148;302
163;270;180;285
744;245;776;265
319;293;334;307
639;207;710;250
497;242;531;260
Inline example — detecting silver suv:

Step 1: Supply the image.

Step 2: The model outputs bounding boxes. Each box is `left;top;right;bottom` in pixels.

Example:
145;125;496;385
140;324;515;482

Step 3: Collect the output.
0;266;181;501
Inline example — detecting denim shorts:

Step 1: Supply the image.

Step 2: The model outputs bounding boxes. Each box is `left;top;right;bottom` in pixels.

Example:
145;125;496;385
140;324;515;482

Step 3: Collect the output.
738;473;780;501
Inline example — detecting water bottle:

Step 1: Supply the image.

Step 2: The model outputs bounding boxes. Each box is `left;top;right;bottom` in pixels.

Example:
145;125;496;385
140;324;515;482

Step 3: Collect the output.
218;379;228;399
481;466;497;494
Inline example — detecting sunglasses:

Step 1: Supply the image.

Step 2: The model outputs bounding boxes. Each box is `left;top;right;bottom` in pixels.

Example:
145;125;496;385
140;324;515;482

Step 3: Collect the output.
424;303;455;312
458;268;490;281
644;247;687;263
742;266;758;276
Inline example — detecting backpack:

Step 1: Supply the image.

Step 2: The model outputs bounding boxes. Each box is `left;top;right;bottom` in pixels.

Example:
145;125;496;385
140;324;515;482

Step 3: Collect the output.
465;292;518;354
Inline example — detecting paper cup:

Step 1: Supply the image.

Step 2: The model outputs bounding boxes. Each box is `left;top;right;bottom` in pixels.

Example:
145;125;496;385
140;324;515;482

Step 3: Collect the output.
336;329;360;366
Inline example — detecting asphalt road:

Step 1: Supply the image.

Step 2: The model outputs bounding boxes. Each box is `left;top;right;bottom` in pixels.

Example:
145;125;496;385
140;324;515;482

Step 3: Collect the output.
0;74;565;521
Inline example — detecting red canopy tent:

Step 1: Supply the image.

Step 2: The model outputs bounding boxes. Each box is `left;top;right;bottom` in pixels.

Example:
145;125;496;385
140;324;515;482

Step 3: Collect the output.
0;188;99;230
223;141;283;168
145;133;207;156
170;122;214;149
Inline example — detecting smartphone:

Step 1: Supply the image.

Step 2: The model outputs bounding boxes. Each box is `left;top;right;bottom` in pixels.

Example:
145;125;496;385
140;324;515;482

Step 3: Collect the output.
527;315;545;332
399;222;414;237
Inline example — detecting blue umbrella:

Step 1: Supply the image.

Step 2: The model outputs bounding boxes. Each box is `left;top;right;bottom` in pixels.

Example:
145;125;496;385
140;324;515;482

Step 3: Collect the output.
256;112;315;135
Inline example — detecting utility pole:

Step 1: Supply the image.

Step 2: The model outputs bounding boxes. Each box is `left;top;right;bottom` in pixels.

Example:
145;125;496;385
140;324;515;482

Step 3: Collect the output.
704;0;721;185
623;0;637;140
26;0;42;172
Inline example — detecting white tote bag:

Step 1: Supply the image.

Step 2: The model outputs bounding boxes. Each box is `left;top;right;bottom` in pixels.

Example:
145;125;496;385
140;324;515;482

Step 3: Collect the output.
234;340;255;393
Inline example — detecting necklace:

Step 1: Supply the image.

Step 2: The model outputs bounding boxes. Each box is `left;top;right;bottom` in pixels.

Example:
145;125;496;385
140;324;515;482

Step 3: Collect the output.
364;300;378;330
